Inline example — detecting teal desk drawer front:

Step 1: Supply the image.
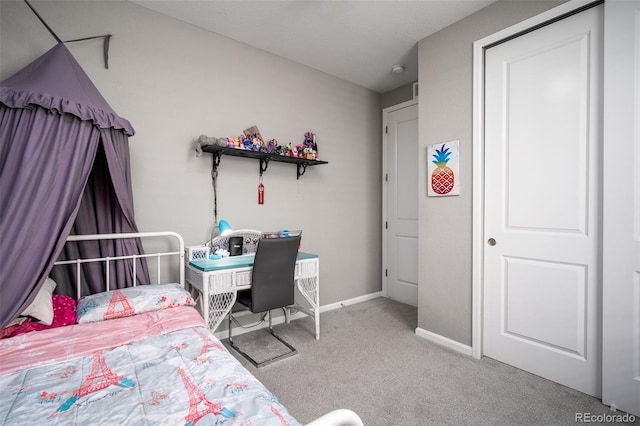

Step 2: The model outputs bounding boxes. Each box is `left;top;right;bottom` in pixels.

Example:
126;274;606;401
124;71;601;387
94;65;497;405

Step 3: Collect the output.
190;252;318;272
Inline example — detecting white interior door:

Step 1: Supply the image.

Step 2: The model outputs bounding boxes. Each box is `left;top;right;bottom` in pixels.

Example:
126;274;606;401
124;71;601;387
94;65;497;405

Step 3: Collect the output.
483;5;603;397
384;102;418;306
602;0;640;416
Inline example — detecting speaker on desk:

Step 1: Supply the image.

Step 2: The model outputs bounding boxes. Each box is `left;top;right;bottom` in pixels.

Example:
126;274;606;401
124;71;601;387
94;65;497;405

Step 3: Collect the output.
229;236;243;256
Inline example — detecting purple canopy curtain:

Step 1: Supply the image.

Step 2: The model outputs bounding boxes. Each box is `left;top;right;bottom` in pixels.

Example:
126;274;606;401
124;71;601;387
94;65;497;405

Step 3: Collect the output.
0;43;149;328
52;128;148;297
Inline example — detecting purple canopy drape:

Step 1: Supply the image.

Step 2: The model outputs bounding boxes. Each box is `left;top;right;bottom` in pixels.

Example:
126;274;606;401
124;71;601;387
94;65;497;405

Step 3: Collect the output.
0;43;149;328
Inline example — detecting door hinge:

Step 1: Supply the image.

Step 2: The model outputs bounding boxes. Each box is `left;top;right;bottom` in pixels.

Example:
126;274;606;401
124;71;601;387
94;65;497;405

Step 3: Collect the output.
385;173;388;182
385;269;388;277
385;126;388;134
385;221;388;229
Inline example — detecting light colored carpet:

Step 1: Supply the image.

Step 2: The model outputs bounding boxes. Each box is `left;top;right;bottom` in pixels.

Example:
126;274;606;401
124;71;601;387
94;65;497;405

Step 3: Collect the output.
223;297;637;426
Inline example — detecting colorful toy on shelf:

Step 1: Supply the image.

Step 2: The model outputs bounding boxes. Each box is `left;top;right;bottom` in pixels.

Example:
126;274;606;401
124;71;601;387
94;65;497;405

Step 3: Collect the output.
303;131;318;159
303;147;315;160
196;129;319;161
267;139;281;154
252;136;266;152
234;135;243;148
242;135;252;150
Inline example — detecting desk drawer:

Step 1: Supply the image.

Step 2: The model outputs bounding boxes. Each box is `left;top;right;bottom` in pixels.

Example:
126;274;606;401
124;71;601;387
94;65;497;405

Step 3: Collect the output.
208;273;234;293
296;259;318;278
236;270;252;287
207;270;253;293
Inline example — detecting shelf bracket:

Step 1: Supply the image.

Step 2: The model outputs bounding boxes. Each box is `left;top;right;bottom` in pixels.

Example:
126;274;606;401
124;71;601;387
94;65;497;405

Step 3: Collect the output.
259;157;269;176
296;163;308;180
211;151;222;172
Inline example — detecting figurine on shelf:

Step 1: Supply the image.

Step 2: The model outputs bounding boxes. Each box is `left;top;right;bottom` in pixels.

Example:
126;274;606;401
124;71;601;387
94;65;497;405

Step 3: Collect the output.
303;131;318;159
226;137;235;148
250;136;264;152
267;139;280;154
242;135;251;150
234;135;243;148
303;147;316;160
283;142;293;157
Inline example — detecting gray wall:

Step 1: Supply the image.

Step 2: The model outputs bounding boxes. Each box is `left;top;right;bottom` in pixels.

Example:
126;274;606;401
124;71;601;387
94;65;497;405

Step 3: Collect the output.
381;82;415;109
417;0;565;346
0;0;382;306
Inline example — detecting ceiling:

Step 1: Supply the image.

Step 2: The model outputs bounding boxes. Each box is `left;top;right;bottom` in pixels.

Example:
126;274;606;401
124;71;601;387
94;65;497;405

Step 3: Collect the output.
130;0;494;94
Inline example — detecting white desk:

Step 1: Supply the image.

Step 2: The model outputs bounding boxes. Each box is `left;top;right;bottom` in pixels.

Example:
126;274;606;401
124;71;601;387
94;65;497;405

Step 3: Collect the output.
185;252;320;339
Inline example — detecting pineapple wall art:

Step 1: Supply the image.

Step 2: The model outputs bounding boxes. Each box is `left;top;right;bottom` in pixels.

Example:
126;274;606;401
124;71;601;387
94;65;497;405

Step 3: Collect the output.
427;140;460;197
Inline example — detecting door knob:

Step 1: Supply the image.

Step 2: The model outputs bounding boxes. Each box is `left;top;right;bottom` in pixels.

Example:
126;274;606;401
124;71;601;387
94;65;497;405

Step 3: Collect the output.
487;238;496;246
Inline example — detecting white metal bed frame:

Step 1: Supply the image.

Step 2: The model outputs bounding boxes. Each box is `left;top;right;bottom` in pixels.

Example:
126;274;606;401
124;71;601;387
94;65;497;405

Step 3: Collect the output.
51;231;362;426
53;231;185;299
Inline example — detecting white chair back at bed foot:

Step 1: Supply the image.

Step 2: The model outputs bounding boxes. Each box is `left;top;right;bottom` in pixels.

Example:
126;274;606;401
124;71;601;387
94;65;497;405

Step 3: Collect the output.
305;409;364;426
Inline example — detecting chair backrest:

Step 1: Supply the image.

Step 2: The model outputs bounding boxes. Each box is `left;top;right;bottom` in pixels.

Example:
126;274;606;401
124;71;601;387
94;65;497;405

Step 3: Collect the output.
250;235;301;313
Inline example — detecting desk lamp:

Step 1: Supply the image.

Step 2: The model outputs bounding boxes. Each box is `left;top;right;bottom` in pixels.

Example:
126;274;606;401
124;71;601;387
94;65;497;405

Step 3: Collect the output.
209;219;233;248
218;219;233;236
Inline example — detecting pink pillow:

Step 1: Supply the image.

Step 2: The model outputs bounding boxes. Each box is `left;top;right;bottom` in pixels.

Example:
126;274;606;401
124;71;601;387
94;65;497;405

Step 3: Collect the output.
39;294;77;328
2;295;76;338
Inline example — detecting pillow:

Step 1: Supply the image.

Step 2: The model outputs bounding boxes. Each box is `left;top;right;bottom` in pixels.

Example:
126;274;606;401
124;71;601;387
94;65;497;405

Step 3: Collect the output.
20;277;56;325
2;295;77;339
76;283;195;324
46;294;77;328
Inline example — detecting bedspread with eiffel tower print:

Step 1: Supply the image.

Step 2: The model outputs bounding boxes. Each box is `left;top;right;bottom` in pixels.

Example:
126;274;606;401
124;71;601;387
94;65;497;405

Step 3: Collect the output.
0;305;300;425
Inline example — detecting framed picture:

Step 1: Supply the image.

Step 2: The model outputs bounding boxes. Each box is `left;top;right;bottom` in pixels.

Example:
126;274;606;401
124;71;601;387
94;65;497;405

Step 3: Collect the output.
427;140;460;197
243;125;263;140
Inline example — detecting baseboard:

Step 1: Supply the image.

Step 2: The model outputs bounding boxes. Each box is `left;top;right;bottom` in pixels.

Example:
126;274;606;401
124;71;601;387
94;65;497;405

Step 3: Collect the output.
319;291;382;313
414;327;473;357
213;291;383;340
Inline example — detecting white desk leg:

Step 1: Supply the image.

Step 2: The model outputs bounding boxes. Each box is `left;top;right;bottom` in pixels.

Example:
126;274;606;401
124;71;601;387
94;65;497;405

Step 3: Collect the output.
208;292;237;332
294;273;320;339
202;279;209;331
314;269;320;340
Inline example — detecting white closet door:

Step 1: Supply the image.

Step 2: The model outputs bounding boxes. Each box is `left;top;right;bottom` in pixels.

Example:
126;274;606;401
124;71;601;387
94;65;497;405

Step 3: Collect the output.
483;4;603;397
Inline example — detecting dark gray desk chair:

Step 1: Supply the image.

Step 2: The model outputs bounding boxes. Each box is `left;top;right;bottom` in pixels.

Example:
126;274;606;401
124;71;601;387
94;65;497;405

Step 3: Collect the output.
228;235;301;367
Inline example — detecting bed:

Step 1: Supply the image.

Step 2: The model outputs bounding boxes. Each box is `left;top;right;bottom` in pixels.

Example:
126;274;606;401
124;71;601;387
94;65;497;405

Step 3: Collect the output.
0;232;361;426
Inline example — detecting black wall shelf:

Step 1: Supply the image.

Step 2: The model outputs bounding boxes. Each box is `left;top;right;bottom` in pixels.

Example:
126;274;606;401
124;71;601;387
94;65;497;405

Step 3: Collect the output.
202;145;328;179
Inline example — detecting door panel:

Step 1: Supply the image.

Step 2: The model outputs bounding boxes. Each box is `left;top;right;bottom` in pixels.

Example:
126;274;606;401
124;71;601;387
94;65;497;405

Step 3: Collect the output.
386;103;418;306
505;37;587;232
503;257;586;357
483;5;602;397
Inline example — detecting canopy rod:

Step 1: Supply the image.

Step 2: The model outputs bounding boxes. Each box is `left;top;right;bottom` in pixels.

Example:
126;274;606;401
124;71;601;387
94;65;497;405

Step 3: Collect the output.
24;0;113;69
24;0;61;43
65;34;113;69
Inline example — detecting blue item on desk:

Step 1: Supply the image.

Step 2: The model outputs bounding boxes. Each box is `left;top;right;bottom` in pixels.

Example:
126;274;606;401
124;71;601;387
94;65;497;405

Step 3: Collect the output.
189;252;317;272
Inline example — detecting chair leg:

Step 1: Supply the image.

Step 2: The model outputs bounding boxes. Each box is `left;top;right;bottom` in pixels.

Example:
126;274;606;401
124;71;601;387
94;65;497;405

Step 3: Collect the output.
228;311;233;344
228;310;298;368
